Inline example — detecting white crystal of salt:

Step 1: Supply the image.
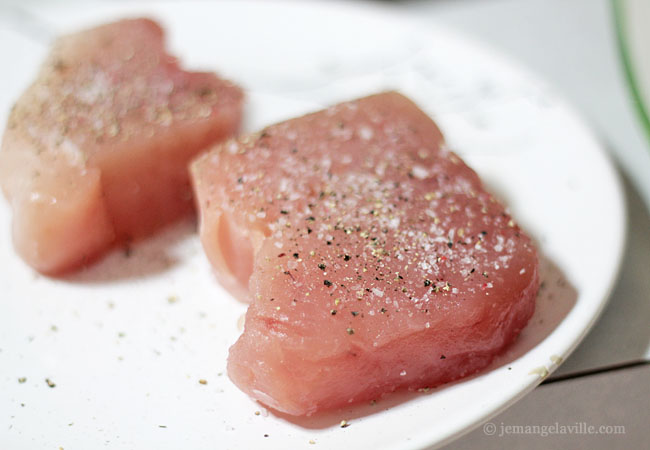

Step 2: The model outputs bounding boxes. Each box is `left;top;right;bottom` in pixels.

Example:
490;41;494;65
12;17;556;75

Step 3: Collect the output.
359;126;374;140
227;141;239;154
411;165;429;179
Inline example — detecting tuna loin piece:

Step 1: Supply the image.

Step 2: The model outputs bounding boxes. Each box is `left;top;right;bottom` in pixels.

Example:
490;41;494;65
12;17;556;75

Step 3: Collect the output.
191;92;539;416
0;18;243;274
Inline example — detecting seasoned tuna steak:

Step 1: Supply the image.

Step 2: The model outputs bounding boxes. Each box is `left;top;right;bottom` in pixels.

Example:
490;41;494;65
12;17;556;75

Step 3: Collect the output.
191;92;538;416
0;18;243;274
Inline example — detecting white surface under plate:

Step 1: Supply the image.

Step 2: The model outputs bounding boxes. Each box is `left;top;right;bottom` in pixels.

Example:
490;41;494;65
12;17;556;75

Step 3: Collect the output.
0;2;625;449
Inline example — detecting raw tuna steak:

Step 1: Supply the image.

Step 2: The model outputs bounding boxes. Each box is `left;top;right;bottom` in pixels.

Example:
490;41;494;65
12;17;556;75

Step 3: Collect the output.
191;92;538;416
0;18;243;274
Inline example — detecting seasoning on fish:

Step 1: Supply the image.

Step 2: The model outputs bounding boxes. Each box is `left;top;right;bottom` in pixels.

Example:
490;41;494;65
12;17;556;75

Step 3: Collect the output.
0;18;243;274
191;92;539;416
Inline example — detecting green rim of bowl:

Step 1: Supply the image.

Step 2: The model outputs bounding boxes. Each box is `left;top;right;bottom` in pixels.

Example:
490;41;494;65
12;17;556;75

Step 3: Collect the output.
612;0;650;143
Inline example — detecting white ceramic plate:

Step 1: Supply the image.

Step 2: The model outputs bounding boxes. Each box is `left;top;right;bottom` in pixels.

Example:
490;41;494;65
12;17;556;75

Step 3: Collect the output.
0;2;625;449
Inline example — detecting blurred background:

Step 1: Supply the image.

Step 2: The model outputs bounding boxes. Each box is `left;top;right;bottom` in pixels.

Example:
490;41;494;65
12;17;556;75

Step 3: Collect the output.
0;0;648;449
